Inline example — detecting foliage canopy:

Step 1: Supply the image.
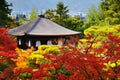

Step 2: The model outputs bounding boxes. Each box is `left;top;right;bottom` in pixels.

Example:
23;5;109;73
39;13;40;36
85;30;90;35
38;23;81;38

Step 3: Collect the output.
100;0;120;25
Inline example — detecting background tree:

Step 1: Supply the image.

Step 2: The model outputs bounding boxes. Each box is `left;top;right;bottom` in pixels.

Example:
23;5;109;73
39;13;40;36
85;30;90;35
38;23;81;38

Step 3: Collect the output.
0;0;12;27
65;16;83;31
86;5;105;26
17;14;29;25
56;2;69;18
100;0;120;25
53;2;69;27
44;2;85;38
44;9;55;20
44;2;69;27
44;2;85;30
65;16;85;38
30;8;38;21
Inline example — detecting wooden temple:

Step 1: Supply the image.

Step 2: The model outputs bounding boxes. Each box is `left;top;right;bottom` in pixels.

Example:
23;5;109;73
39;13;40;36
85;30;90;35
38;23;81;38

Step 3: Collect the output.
8;15;81;49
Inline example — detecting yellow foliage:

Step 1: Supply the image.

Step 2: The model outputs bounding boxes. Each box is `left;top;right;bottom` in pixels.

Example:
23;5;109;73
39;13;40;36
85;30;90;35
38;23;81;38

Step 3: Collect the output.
13;45;63;71
103;61;117;72
12;55;28;73
92;41;102;48
116;60;120;66
12;47;34;73
84;25;120;40
38;45;61;54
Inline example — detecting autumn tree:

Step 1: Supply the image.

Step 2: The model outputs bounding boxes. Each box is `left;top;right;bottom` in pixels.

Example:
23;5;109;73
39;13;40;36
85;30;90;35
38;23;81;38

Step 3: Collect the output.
0;0;12;27
0;28;17;79
100;0;120;25
12;33;120;80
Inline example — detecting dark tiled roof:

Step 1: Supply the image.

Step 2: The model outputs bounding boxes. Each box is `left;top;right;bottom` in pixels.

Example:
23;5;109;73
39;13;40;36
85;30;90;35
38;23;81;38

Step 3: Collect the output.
8;17;81;36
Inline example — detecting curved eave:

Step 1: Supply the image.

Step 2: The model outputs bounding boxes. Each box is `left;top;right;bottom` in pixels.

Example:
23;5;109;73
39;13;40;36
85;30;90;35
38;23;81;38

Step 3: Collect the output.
26;32;81;36
9;32;81;36
8;29;24;36
8;34;25;36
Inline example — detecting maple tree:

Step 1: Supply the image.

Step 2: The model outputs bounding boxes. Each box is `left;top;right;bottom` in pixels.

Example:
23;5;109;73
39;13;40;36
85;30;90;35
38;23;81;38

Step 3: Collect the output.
11;33;120;80
0;27;120;80
0;28;17;57
0;28;17;79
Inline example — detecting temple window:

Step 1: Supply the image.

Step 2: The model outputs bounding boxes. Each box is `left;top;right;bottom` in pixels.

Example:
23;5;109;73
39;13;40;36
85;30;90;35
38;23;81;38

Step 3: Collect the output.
18;39;22;45
47;40;52;45
28;40;31;47
58;37;65;45
36;40;41;47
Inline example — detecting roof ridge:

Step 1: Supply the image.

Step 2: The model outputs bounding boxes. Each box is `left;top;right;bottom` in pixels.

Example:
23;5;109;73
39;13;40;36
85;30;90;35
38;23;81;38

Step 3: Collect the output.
25;17;41;34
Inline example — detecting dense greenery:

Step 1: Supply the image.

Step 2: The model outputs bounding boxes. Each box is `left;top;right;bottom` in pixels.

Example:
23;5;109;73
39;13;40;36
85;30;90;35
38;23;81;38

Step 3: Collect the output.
44;2;69;27
0;0;12;27
30;8;38;21
100;0;120;25
86;5;105;26
44;2;86;38
86;0;120;26
7;0;120;37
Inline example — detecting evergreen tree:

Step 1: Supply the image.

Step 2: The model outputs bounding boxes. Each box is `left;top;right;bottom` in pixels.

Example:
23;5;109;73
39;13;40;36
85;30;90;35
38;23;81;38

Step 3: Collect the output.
0;0;12;27
56;2;69;18
44;2;69;26
53;2;69;26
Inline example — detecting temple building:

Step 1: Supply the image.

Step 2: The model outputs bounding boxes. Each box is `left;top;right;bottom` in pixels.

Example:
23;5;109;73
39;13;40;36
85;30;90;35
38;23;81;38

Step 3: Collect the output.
8;15;81;49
